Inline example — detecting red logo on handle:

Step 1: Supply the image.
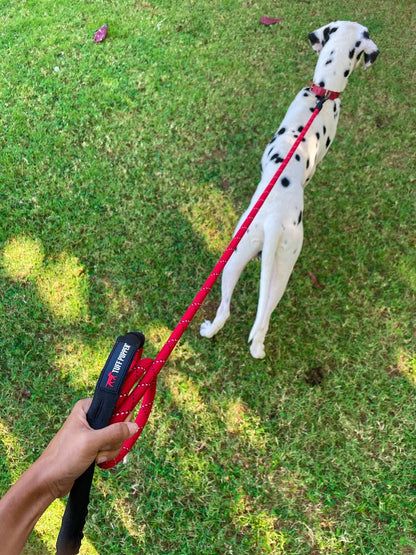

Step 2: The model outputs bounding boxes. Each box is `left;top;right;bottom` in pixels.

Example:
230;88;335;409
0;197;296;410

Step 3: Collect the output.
105;372;117;388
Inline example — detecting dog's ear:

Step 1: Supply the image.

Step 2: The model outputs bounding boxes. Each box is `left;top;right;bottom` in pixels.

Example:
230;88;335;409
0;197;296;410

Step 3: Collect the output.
354;30;379;69
308;23;336;53
362;37;379;68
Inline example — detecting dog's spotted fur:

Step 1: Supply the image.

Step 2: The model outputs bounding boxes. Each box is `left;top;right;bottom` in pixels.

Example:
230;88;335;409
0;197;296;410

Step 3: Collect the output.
200;21;379;358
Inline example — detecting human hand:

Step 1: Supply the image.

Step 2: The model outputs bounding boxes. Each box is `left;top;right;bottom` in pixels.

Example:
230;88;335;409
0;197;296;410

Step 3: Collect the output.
39;398;138;498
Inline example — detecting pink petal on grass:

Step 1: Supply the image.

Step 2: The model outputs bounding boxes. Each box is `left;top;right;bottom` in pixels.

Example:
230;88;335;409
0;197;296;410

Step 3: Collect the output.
260;16;283;26
308;271;323;289
94;24;108;43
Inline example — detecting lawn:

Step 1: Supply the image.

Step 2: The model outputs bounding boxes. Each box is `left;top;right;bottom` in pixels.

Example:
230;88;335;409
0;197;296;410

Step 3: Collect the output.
0;0;415;553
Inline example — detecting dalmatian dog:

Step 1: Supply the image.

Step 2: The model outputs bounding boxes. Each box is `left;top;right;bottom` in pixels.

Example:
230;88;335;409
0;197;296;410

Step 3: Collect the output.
200;21;379;358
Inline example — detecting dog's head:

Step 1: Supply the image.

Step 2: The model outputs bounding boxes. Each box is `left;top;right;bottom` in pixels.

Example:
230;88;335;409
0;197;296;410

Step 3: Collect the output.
309;21;379;67
308;21;379;92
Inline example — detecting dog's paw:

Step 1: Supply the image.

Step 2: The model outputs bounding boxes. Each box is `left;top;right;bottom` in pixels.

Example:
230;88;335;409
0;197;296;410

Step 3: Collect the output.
249;340;266;359
200;320;217;338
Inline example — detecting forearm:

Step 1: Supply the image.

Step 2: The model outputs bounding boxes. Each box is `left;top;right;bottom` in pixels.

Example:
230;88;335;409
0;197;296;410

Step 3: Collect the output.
0;399;138;554
0;457;56;555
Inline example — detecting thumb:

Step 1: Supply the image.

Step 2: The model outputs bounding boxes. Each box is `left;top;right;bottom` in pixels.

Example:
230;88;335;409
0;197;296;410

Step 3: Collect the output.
93;421;139;452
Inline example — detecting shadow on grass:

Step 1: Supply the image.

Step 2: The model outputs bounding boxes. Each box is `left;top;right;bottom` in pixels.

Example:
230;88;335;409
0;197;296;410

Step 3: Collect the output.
1;145;415;551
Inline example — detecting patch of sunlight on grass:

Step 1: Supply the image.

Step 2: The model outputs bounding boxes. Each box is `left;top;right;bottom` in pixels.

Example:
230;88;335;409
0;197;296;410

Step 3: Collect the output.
232;492;288;553
177;448;210;488
54;340;105;391
396;348;416;385
1;236;89;323
112;499;146;545
180;185;237;253
99;279;139;321
0;419;25;481
176;448;210;494
36;253;88;323
305;525;347;554
1;235;44;280
165;372;206;415
223;399;267;451
145;321;196;362
398;257;416;291
35;499;99;555
145;321;175;353
224;399;249;434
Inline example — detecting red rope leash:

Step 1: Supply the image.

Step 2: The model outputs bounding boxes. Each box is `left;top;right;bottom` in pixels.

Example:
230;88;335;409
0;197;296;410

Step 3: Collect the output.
100;96;328;469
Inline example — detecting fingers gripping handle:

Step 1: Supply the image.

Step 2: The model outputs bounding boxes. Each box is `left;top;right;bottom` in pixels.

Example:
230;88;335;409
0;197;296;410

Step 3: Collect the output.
98;358;157;469
56;332;145;555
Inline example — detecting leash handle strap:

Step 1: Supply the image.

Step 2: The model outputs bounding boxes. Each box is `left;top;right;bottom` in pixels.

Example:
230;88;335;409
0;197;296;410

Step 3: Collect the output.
56;332;145;555
102;98;328;469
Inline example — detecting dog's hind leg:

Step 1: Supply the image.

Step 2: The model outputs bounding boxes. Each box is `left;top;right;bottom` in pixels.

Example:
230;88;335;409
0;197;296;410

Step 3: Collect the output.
200;232;260;339
249;219;303;358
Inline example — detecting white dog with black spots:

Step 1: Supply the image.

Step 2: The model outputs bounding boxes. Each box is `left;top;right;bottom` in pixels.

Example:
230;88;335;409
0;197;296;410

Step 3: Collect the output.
200;21;379;358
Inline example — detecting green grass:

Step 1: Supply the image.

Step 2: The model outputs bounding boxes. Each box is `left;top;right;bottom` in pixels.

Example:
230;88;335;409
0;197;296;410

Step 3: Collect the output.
0;0;415;553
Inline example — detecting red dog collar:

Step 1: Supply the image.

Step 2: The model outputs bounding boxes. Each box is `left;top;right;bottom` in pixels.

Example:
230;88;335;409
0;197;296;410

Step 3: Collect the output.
310;83;340;100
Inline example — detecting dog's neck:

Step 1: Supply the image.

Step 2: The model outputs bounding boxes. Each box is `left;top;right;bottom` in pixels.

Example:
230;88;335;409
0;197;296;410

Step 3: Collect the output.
312;41;356;93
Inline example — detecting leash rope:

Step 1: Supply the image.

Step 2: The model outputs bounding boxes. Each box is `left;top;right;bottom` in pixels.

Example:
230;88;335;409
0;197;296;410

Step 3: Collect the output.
100;95;330;469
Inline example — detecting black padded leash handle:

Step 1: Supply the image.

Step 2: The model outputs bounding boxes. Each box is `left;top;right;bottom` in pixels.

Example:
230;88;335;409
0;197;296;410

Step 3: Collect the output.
56;332;145;555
